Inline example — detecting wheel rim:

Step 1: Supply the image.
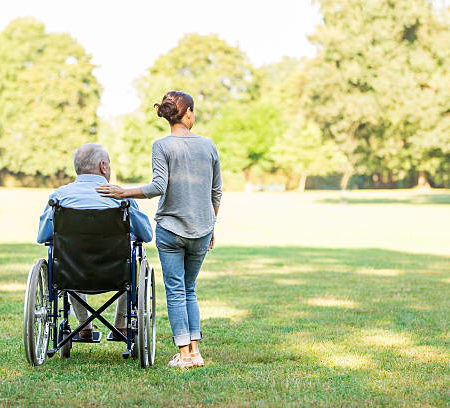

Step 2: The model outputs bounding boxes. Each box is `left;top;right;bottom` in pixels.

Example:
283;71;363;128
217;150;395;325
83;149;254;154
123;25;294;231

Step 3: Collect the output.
138;259;149;367
145;270;152;363
34;267;50;363
150;269;156;364
34;264;50;364
24;259;50;366
143;271;150;363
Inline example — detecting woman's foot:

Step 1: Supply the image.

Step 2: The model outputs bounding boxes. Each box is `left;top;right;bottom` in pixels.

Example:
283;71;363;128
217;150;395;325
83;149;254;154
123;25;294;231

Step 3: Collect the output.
190;352;204;367
167;353;193;369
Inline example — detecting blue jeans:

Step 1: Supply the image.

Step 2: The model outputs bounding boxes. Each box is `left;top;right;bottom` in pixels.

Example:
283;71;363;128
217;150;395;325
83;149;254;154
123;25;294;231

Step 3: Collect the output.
155;224;212;346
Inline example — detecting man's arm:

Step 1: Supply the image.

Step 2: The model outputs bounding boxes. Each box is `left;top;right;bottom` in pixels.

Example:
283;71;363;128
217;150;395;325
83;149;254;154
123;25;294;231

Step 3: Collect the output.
37;202;53;244
128;200;153;243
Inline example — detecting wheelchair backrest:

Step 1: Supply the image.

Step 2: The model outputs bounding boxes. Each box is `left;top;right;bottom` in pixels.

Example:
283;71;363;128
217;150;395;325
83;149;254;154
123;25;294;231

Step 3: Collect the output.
52;203;131;293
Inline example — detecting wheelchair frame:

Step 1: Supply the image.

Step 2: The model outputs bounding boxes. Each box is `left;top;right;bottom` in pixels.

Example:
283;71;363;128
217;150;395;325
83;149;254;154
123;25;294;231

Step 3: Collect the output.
23;199;156;368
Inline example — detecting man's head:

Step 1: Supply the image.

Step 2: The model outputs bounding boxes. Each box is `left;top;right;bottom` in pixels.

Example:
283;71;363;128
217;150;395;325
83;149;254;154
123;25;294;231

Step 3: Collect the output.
73;143;111;182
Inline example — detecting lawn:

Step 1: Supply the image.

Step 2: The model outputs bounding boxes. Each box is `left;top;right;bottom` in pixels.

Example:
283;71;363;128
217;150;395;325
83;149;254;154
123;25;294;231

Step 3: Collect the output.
0;189;449;407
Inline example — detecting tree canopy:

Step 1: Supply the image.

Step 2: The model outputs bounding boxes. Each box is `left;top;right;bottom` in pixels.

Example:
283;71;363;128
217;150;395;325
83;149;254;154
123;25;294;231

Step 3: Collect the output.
302;0;450;186
0;18;101;178
0;8;449;189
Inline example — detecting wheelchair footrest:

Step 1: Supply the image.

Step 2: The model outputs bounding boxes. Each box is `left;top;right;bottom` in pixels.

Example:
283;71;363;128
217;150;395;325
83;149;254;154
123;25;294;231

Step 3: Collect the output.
72;331;102;343
106;331;131;342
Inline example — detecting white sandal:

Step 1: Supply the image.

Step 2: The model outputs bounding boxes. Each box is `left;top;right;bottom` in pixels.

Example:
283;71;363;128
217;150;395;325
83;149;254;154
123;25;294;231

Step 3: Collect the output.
190;352;204;367
167;353;193;369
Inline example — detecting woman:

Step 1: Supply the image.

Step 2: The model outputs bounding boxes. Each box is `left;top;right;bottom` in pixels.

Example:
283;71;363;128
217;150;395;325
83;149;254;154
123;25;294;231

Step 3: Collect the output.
97;91;222;369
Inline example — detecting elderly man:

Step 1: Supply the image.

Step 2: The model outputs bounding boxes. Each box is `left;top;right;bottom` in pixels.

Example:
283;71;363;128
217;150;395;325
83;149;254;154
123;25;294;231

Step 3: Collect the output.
37;143;152;341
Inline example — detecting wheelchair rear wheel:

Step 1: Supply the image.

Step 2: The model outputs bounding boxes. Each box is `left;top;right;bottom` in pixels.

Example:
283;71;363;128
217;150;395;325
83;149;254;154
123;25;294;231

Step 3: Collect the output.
137;259;156;368
23;259;51;366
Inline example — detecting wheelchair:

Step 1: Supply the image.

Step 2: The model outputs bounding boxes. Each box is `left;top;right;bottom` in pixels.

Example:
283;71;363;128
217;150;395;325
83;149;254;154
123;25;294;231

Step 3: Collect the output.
23;199;156;368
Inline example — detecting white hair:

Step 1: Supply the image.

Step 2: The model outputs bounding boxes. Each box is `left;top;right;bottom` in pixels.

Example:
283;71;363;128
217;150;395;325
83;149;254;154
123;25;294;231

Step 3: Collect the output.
73;143;109;175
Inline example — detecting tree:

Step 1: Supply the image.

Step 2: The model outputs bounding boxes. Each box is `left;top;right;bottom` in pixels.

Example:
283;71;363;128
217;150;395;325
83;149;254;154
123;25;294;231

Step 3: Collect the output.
209;101;287;183
118;33;261;182
258;57;304;114
0;18;101;178
271;116;348;190
302;0;450;187
136;33;259;125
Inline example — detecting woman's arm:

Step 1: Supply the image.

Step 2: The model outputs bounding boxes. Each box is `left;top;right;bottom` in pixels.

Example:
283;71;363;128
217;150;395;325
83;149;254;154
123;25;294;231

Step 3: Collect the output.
96;142;168;200
96;185;146;199
208;205;220;251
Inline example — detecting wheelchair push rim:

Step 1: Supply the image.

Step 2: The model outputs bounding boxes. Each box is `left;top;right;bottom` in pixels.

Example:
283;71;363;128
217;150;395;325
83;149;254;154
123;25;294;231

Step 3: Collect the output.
23;259;51;366
137;259;156;368
150;267;156;365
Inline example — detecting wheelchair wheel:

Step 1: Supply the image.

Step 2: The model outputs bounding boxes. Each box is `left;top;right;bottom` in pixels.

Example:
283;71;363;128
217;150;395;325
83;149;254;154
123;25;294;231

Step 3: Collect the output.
137;259;156;368
23;259;51;366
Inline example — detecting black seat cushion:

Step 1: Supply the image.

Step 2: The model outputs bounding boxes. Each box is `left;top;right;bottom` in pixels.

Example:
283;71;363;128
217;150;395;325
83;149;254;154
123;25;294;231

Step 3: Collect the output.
52;206;131;293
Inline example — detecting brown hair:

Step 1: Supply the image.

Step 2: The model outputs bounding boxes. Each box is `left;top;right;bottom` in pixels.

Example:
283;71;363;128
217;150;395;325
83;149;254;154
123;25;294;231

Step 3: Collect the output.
154;91;194;126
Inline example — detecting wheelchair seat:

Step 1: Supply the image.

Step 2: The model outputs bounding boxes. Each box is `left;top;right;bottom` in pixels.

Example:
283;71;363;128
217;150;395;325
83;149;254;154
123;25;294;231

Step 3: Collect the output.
52;205;131;293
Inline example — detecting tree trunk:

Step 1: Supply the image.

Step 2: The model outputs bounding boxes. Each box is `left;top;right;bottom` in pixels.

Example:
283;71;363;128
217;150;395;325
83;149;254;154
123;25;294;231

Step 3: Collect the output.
372;172;383;188
387;171;395;189
297;172;308;192
243;167;253;192
417;170;431;189
340;171;351;190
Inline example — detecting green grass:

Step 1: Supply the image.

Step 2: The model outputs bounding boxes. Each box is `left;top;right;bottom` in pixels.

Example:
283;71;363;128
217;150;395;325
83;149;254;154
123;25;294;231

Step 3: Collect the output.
1;245;449;407
0;190;449;407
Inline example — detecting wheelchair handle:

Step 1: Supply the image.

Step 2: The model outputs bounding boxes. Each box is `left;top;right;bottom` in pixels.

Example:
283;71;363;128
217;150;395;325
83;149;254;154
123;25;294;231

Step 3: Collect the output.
48;199;59;207
120;200;130;208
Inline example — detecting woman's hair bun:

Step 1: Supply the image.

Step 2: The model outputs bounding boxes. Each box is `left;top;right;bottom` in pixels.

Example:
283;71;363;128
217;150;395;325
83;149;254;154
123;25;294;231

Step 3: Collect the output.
154;100;178;122
154;91;195;125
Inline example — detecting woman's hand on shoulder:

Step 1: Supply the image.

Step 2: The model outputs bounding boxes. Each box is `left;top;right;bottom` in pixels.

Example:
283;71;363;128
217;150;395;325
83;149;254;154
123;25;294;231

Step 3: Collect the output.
96;184;126;199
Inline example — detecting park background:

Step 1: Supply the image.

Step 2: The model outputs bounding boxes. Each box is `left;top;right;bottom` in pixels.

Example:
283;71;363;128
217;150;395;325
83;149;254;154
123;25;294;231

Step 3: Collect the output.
0;0;449;407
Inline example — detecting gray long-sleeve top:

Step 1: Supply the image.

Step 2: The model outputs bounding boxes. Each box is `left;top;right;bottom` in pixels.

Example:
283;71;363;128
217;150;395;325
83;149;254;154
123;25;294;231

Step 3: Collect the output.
141;135;222;238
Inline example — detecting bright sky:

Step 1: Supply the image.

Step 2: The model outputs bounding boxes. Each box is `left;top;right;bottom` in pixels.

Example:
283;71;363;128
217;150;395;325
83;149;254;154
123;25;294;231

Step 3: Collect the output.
0;0;321;118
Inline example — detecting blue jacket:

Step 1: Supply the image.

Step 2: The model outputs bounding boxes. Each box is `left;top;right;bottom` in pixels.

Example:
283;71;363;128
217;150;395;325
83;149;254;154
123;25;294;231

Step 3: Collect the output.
37;174;153;243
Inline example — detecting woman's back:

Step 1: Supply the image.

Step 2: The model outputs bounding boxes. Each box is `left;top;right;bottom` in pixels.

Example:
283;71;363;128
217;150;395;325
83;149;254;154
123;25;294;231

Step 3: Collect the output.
142;135;222;238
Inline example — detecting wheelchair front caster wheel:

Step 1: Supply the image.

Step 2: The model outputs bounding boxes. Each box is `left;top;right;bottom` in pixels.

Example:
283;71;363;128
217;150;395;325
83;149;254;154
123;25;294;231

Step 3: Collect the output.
131;344;138;359
60;333;71;358
122;351;130;359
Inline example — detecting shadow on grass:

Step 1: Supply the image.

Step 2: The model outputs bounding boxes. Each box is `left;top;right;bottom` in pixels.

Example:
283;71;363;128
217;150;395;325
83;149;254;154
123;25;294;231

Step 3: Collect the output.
317;193;450;205
0;243;449;406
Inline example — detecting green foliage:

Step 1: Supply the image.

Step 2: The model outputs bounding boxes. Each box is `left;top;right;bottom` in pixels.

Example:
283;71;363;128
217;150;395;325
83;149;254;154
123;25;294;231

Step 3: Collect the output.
1;9;449;189
137;33;259;124
210;101;287;178
258;57;304;114
271;117;348;189
259;58;348;189
0;18;101;177
116;33;261;181
302;0;450;185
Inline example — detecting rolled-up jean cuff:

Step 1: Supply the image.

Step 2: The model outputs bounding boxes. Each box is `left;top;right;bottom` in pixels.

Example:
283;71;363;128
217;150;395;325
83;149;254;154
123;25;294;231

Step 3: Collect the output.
172;333;191;347
190;330;202;341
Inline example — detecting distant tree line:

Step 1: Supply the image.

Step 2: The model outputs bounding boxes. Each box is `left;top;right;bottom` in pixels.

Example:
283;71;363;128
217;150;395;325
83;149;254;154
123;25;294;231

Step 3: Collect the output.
0;0;449;190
